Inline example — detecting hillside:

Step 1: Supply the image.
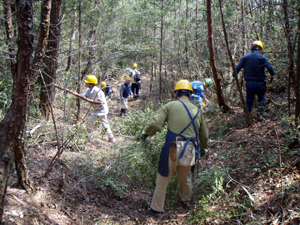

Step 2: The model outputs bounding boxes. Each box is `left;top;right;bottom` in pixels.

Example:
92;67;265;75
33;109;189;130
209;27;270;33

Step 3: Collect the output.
2;72;300;225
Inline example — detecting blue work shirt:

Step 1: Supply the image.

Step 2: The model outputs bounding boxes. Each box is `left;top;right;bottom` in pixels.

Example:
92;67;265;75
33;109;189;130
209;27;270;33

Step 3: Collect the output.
233;50;275;81
120;82;131;98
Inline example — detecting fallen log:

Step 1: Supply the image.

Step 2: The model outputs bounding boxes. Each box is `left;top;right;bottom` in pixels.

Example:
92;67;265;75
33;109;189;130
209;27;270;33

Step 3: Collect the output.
54;84;103;104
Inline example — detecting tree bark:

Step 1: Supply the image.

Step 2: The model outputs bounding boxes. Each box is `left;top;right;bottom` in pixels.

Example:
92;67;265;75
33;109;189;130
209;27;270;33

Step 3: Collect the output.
40;0;62;121
0;0;35;219
185;0;189;72
0;0;52;218
206;0;229;112
282;0;295;117
295;7;300;125
219;0;249;124
77;1;82;121
159;0;164;102
65;9;77;72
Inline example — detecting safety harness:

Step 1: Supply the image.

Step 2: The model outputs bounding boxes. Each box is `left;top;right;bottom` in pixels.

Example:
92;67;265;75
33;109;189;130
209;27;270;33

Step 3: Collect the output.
158;100;200;177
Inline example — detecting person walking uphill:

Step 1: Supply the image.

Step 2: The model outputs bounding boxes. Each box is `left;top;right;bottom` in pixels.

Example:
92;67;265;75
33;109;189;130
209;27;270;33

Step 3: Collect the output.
140;80;209;218
232;40;275;121
129;63;141;100
120;76;132;117
82;75;116;143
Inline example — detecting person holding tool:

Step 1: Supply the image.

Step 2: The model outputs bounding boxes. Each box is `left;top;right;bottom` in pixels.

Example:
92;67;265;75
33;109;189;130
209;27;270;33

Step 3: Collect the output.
190;78;213;108
232;40;275;121
101;81;114;101
82;75;115;142
140;80;209;218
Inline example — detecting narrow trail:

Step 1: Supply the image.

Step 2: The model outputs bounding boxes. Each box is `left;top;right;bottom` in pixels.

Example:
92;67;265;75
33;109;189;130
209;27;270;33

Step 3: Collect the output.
3;71;300;224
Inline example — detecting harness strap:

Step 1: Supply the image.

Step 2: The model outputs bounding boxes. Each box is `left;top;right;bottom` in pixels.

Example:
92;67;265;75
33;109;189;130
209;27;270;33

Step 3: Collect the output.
177;100;200;159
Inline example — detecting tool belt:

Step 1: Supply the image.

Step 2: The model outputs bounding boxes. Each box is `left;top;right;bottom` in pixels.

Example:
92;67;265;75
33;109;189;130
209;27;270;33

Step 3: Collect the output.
169;138;196;166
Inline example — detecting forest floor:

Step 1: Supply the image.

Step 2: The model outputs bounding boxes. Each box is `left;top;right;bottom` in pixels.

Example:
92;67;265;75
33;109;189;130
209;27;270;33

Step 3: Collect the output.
2;72;300;225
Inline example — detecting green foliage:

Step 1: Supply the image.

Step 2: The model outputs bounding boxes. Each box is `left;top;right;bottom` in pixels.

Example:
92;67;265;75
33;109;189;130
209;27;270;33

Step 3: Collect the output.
189;166;228;224
194;166;228;193
112;106;168;191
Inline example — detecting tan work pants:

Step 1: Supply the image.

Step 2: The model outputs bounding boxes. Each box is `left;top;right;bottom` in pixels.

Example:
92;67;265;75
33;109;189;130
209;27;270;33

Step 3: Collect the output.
150;142;193;212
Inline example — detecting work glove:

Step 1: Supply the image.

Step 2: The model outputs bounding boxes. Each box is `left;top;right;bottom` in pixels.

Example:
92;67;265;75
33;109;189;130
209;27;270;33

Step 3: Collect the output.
200;149;206;157
140;133;149;141
269;76;273;83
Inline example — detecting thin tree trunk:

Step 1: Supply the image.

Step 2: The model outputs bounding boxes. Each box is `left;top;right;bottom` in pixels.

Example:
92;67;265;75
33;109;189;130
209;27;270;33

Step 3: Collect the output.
206;0;229;112
3;0;17;83
295;8;300;126
159;0;164;102
178;0;183;77
283;0;295;117
77;1;82;121
80;30;97;79
40;0;62;121
241;0;246;55
65;9;77;72
195;0;198;49
185;0;189;72
219;0;249;124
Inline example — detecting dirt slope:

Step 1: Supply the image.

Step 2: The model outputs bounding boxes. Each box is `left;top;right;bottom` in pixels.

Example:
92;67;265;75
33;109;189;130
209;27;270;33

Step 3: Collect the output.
2;72;300;225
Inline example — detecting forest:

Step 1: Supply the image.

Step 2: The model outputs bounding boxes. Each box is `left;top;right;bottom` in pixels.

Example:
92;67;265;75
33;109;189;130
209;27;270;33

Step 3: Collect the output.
0;0;299;224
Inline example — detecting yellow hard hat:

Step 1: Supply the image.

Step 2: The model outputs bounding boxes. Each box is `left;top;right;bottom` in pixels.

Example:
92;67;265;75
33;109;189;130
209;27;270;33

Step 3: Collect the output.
84;75;98;84
101;82;106;88
125;76;132;81
252;40;263;50
133;63;138;68
174;80;193;93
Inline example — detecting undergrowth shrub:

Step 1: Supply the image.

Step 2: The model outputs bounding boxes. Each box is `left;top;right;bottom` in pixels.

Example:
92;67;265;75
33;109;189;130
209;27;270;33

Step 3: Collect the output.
113;106;168;190
105;106;180;197
189;166;229;224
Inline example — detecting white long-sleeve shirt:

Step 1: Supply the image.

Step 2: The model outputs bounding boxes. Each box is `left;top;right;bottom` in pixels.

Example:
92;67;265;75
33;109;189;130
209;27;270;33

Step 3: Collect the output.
82;86;108;114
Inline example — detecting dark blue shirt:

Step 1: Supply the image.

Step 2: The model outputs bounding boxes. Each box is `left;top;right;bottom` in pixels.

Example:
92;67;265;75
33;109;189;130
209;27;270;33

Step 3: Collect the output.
233;50;275;81
120;82;131;98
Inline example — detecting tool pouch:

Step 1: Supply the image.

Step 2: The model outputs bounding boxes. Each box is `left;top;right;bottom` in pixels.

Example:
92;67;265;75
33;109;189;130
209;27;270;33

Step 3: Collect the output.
169;141;177;162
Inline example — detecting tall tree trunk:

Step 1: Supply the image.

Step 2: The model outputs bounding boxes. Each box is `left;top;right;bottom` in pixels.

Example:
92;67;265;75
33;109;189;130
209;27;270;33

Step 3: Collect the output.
3;0;17;83
195;0;198;49
80;30;97;79
0;0;52;218
295;7;300;125
206;0;229;112
77;1;82;121
177;0;183;77
241;0;246;55
65;9;77;72
219;0;249;124
159;0;164;102
40;0;62;121
0;0;34;219
282;0;295;117
185;0;189;72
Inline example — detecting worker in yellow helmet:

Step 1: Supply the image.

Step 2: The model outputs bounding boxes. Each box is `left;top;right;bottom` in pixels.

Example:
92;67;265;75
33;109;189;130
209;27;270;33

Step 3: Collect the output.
82;75;115;142
141;80;209;218
101;81;114;101
232;40;275;121
129;63;141;100
119;76;132;116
